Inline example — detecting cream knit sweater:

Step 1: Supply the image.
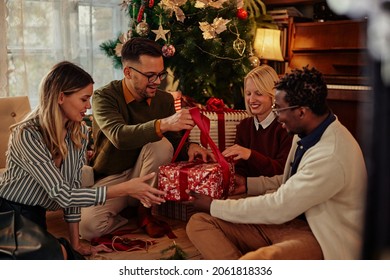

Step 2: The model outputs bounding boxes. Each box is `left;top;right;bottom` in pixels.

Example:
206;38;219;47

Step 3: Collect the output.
211;119;367;260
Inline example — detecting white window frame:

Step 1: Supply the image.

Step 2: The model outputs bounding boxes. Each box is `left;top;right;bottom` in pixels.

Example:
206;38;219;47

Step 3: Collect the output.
2;0;127;108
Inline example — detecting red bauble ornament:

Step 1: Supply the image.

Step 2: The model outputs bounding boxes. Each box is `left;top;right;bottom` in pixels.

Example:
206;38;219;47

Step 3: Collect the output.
162;44;175;57
237;8;248;20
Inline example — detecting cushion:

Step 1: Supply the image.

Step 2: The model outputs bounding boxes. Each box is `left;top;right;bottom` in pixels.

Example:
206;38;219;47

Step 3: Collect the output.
0;96;31;168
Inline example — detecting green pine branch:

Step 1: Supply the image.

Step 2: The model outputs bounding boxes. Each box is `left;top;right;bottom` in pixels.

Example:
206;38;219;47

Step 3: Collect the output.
160;241;188;260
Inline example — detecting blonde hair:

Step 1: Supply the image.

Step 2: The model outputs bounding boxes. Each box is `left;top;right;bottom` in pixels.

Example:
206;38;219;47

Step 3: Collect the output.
243;65;279;115
12;61;94;160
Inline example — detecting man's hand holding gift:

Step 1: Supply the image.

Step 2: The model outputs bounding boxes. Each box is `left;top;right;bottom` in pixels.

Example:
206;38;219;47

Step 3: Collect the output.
185;190;212;214
230;174;246;196
160;108;196;132
187;143;215;162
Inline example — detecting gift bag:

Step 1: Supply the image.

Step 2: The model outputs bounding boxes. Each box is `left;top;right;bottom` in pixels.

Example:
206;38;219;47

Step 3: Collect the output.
158;107;234;201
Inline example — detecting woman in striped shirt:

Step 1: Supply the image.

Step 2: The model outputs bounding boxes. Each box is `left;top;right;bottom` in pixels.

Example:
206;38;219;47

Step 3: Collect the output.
0;61;166;259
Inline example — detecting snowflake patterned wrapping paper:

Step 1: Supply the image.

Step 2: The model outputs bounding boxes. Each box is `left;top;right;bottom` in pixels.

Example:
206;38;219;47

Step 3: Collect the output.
158;159;235;201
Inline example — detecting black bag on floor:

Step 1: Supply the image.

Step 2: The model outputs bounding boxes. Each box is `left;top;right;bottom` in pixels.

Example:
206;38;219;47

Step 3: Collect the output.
0;210;64;260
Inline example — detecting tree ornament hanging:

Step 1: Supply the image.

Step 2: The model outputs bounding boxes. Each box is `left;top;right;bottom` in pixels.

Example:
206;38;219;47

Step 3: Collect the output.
195;0;229;9
136;21;150;36
137;0;147;22
162;44;176;57
230;24;246;56
159;0;187;23
237;8;248;20
115;32;131;57
199;17;231;40
152;15;170;41
136;13;150;37
233;37;246;56
248;55;260;68
248;45;259;68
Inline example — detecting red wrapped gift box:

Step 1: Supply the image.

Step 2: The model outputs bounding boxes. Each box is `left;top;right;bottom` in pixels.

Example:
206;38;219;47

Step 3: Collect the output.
188;97;249;151
188;109;249;151
158;159;235;201
158;107;235;201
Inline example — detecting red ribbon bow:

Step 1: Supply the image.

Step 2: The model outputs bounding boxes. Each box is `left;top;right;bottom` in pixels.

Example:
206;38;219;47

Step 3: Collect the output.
205;97;232;112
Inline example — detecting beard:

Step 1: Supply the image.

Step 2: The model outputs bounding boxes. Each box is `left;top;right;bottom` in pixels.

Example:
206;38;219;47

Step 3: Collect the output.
136;84;158;100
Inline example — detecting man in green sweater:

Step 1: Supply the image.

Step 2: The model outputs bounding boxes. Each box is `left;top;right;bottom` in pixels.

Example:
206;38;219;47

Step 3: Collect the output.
80;37;209;240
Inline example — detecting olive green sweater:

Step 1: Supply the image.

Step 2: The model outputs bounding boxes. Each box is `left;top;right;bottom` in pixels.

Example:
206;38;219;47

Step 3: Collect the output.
90;80;186;179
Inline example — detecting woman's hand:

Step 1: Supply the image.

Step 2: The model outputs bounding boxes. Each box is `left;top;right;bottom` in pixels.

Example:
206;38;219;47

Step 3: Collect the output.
124;173;167;208
222;144;251;161
67;222;113;258
106;172;166;208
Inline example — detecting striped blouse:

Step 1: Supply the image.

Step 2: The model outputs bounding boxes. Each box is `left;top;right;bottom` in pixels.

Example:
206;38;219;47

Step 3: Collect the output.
0;119;106;223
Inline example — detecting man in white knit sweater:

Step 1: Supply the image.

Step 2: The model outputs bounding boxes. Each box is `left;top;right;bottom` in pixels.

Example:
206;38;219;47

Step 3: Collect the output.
186;66;367;260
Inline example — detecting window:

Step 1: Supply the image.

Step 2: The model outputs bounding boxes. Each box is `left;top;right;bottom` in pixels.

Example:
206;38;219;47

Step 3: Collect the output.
4;0;127;108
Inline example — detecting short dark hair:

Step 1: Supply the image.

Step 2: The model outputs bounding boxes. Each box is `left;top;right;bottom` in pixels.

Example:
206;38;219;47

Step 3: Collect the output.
121;37;163;63
275;66;329;115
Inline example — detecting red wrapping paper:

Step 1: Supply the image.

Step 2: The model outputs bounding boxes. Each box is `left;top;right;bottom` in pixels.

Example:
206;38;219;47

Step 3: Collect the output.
158;159;235;201
159;107;235;202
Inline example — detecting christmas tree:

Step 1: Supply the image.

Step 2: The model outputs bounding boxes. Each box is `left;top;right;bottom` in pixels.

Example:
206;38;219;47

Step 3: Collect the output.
100;0;265;108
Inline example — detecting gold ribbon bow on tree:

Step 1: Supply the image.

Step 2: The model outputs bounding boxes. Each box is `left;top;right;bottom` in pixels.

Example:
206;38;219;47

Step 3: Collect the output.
115;32;131;57
158;0;187;23
199;17;231;40
195;0;229;9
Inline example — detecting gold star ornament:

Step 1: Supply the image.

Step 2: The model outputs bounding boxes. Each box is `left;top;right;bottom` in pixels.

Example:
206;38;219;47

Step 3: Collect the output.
152;25;170;42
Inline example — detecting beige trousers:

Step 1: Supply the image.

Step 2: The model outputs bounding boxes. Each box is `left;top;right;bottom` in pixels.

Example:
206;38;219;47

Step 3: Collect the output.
79;138;173;241
186;212;323;260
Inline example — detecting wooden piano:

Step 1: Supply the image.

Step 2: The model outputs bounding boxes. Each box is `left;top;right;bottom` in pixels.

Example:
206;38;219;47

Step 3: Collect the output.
289;19;372;143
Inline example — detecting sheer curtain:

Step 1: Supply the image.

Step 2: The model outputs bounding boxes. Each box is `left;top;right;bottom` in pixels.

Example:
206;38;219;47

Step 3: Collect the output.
1;0;126;108
0;1;8;97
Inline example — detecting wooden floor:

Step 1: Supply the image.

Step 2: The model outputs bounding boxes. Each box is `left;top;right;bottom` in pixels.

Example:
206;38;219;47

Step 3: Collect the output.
46;210;203;260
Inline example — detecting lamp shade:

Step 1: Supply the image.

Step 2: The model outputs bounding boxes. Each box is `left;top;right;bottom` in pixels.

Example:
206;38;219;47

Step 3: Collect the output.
253;28;284;62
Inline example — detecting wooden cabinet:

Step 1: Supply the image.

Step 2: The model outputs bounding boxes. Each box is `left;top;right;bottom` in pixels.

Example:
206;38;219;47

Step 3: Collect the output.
290;20;368;82
288;19;371;142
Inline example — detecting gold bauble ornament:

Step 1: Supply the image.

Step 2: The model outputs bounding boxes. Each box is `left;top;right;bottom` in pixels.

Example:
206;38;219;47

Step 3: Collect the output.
135;21;150;37
248;55;260;68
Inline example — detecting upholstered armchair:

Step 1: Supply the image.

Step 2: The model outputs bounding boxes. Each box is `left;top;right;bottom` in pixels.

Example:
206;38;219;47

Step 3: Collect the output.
0;96;94;187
